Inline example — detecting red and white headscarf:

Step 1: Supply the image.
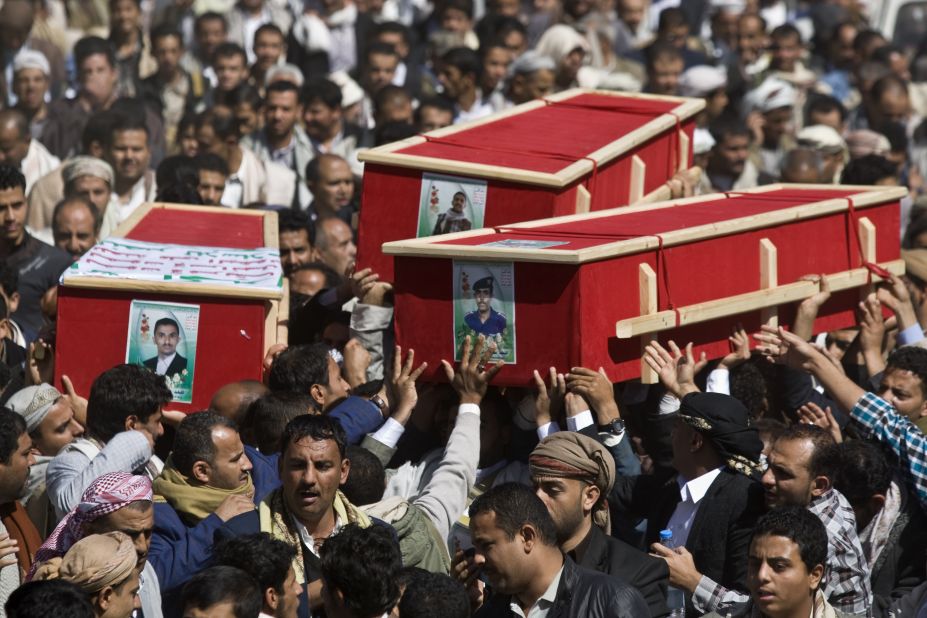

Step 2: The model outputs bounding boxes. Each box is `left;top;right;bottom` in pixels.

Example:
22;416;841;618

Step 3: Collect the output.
29;472;152;579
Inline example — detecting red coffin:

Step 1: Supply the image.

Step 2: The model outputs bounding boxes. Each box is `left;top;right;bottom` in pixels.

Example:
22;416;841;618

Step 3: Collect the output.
382;184;906;386
357;89;704;280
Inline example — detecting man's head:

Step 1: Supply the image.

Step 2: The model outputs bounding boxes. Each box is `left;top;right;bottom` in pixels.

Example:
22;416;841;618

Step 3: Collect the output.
12;50;50;114
529;432;615;545
869;74;910;127
264;80;302;141
396;569;469;618
301;78;343;142
52;197;99;258
744;78;797;146
247;392;313;454
438;47;481;102
194;12;228;61
0;407;32;503
268;343;350;411
468;483;560;595
208;380;268;430
289;262;339;298
877;346;927;421
62;156;114;216
480;43;511;93
253;24;286;76
805;95;847;134
278;209;313;276
312;217;356;276
193;152;228;206
5;580;95;618
151;24;184;81
0;109;31;170
833;440;893;532
278;415;349;527
506;51;556;105
195;109;240;162
0;0;35;53
181;566;262;618
709;119;752;178
153;317;180;358
340;445;385;506
374;85;413;126
307;154;354;217
678;65;728;121
362;43;400;95
320;524;401;618
645;42;684;96
74;37;119;108
7;384;83;457
213;534;300;618
472;277;493;314
779;148;823;183
0;164;28;247
437;0;473;34
762;424;839;508
737;13;767;65
104;115;151;187
747;506;828;618
840;154;898;186
230;85;263;137
769;24;803;73
171;412;252;490
86;364;171;444
213;43;249;94
415;96;455;132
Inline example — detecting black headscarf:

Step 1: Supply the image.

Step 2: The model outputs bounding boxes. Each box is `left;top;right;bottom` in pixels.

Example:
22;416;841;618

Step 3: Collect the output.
678;392;765;477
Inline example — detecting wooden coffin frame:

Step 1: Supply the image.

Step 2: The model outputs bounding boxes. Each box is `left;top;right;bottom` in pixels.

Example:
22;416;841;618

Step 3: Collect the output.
60;202;289;355
359;88;705;214
384;183;908;382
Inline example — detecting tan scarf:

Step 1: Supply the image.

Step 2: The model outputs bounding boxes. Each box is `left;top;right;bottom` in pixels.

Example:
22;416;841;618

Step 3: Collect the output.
152;456;254;525
259;488;371;584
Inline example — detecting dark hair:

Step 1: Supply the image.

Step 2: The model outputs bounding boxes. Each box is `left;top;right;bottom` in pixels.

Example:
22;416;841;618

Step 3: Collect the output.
646;41;684;68
75;36;116;70
770;23;802;43
840;154;897;185
53;196;100;233
153;317;179;335
229;84;263;110
320;524;402;617
397;569;469;618
373;21;410;47
196;109;241;141
279;414;346;459
415;95;454;122
155;155;197;189
375;121;417;147
104;112;149;149
194;152;230;177
775;424;839;481
267;343;334;401
366;41;400;61
805;94;848;125
213;533;296;595
657;7;687;32
277;208;312;238
214;42;247;63
853;28;886;56
180;566;262;618
441;47;481;79
266;79;300;98
0;407;26;464
751;506;828;576
248;392;312;454
81;111;118;153
871;74;908;102
0;164;26;193
156;182;202;205
194;11;227;33
172;411;238;476
375;84;412;114
254;22;284;41
301;78;342;109
729;361;768;418
833;440;893;508
293;261;339;288
86;364;172;442
6;580;95;618
150;23;183;47
341;445;385;506
438;0;473;19
886;346;927;389
879;121;908;152
469;482;558;545
0;261;18;298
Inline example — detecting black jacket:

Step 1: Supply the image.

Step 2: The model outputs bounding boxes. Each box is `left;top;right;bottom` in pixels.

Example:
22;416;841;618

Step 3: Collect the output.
574;524;670;617
475;556;650;618
871;486;927;615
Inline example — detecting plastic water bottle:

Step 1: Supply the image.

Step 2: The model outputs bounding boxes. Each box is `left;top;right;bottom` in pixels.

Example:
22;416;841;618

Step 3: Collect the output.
660;529;686;617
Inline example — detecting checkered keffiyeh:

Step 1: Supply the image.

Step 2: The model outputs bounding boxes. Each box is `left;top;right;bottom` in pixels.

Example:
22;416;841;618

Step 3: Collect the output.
28;473;152;579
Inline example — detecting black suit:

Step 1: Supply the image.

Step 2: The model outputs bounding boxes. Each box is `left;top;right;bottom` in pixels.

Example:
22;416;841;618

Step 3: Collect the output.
143;354;187;377
573;523;670;617
610;468;764;610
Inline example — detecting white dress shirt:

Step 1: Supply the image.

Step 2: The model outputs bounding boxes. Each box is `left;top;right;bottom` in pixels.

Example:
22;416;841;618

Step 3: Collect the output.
510;564;564;618
664;467;724;547
156;352;177;375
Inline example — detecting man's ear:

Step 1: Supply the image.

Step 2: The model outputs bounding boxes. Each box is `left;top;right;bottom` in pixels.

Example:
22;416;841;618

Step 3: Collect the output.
125;414;140;432
309;384;326;407
690;429;704;453
869;493;886;513
0;318;11;341
809;563;825;592
97;586;115;612
810;474;831;498
340;458;350;485
265;585;279;611
191;460;211;484
7;292;18;313
581;483;600;516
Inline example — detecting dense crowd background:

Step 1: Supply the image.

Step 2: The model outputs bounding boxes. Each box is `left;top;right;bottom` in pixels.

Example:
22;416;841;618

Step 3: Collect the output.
4;0;927;616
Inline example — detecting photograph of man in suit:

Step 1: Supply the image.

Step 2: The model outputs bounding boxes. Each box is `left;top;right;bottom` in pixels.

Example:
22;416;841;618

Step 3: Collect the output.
432;191;472;235
143;317;187;377
464;277;506;337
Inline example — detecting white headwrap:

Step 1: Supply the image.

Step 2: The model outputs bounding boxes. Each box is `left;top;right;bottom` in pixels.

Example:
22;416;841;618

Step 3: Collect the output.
12;49;50;76
743;77;797;116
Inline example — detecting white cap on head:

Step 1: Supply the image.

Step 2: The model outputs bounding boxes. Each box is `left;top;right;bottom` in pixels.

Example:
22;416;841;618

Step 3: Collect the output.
508;51;556;77
12;49;50;76
7;384;62;433
693;127;716;155
328;70;364;108
744;77;797;115
265;63;304;88
797;124;846;154
679;65;728;98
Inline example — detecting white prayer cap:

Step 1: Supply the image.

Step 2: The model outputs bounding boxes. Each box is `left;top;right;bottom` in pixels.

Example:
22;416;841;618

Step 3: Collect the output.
265;63;304;88
679;65;728;98
797;124;846;154
508;51;556;77
62;156;114;186
744;77;797;115
710;0;746;12
328;71;364;108
12;49;50;76
7;384;62;433
693;127;716;155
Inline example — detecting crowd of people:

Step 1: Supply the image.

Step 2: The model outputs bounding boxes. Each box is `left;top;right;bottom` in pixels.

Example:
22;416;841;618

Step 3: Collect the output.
3;0;927;616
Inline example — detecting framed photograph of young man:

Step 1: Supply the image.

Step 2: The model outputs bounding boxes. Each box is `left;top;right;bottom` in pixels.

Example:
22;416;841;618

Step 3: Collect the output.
418;173;488;237
452;261;516;363
125;300;200;403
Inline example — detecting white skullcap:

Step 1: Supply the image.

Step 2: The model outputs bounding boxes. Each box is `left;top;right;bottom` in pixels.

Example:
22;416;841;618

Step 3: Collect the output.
12;49;50;76
7;384;62;433
797;124;846;154
679;65;728;98
710;0;746;12
328;71;364;108
265;63;304;88
693;127;716;155
509;51;556;77
62;156;114;186
744;77;797;115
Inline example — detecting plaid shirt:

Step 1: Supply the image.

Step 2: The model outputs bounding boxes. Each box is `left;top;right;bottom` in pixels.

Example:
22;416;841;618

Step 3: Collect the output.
850;391;927;512
692;492;872;617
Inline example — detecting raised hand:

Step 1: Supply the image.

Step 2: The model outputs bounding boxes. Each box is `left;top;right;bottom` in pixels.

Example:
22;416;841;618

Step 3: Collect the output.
441;336;503;405
798;402;843;444
718;327;752;370
566;366;620;421
643;340;703;398
532;367;565;427
390;346;428;424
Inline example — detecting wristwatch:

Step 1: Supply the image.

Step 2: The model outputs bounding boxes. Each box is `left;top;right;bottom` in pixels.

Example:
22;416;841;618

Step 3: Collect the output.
597;418;626;436
369;394;390;419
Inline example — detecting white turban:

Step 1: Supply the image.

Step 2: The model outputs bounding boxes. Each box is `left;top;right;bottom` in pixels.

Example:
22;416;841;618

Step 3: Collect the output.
12;49;50;76
679;65;728;98
797;124;847;155
7;384;62;433
509;51;556;77
744;77;797;115
694;127;716;155
536;25;590;65
61;156;114;187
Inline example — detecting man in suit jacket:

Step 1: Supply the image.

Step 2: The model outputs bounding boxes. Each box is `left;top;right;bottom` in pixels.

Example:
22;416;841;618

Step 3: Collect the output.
610;391;766;612
143;317;187;378
530;432;670;617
